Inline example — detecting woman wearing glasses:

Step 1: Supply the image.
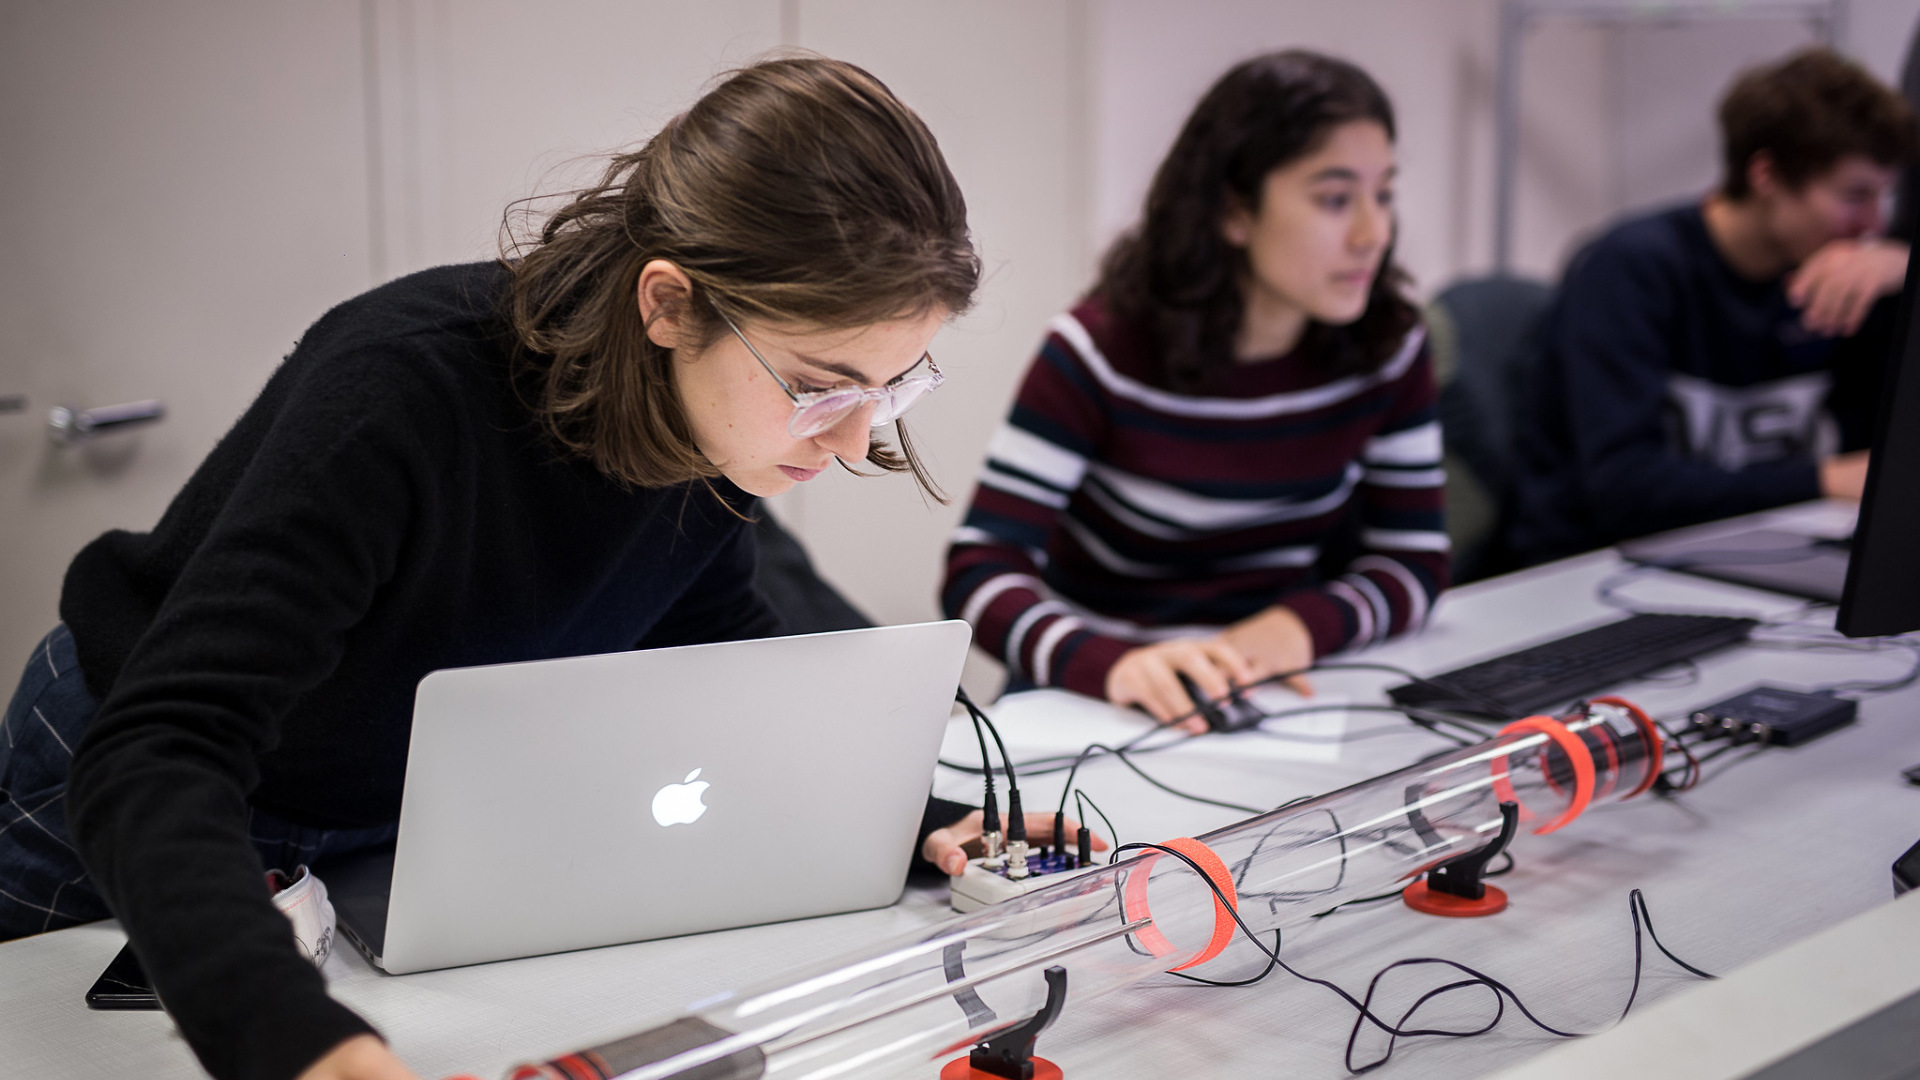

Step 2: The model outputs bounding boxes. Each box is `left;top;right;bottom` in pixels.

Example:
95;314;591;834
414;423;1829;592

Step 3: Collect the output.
0;58;1035;1080
942;51;1449;729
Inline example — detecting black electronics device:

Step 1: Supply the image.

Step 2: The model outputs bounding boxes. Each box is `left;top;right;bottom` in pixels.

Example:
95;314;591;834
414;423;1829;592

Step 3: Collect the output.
85;942;160;1010
1176;672;1263;732
1386;613;1757;718
1896;838;1920;895
1684;686;1857;746
1838;235;1920;636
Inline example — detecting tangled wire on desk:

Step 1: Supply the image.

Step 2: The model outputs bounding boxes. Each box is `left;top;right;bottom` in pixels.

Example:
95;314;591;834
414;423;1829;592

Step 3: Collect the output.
1124;839;1717;1074
1596;563;1920;699
938;660;1503;788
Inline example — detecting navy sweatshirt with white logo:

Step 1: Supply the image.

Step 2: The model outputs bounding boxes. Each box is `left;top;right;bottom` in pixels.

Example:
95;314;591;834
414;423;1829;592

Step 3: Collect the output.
1509;204;1889;562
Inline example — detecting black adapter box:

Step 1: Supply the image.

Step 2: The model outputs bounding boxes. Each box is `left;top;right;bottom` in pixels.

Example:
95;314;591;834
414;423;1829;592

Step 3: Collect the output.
1688;686;1857;746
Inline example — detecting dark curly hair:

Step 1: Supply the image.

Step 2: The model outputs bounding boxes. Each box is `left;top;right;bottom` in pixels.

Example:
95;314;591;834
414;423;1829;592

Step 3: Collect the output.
1094;50;1419;390
1719;47;1917;200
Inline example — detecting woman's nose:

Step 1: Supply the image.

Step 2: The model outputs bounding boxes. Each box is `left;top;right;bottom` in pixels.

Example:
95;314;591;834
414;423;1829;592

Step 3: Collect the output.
1351;199;1388;253
814;401;877;462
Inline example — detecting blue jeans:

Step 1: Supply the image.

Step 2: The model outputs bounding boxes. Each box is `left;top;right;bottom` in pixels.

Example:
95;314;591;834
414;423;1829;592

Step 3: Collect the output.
0;625;397;941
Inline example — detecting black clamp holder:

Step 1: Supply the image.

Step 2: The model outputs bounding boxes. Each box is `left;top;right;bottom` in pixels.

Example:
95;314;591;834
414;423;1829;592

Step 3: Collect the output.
1402;801;1519;917
967;966;1067;1079
1427;801;1518;900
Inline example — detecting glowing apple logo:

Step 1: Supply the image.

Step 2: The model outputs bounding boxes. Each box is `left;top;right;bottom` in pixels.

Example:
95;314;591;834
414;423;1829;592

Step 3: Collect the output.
651;768;711;827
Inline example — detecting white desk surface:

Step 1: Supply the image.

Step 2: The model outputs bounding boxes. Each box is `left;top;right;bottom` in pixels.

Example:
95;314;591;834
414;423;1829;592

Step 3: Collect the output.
5;500;1917;1080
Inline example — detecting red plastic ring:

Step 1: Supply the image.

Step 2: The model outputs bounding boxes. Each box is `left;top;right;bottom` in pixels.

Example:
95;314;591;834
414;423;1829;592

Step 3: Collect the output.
1590;696;1664;798
1118;837;1239;972
1493;715;1595;834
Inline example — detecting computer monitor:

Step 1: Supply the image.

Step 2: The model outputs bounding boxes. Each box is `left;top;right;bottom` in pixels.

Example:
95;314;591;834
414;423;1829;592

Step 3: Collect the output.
1836;249;1920;637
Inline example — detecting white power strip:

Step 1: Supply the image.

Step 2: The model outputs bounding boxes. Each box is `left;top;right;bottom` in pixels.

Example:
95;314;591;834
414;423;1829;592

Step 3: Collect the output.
948;857;1101;912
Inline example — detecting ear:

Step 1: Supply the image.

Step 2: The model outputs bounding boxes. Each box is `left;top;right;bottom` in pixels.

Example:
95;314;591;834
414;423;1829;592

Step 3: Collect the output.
1747;151;1782;200
1219;192;1254;248
637;259;697;350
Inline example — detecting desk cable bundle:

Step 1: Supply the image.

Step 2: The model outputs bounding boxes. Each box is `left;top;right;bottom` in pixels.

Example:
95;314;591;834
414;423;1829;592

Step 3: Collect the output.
486;695;1725;1080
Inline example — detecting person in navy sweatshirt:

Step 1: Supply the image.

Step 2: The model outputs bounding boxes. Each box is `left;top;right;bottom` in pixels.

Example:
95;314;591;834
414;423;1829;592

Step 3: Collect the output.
0;58;1065;1080
942;52;1447;726
1509;48;1917;564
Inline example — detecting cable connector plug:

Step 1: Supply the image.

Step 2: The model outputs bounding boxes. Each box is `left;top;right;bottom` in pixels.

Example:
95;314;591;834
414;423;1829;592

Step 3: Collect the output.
1004;838;1031;880
980;790;1004;864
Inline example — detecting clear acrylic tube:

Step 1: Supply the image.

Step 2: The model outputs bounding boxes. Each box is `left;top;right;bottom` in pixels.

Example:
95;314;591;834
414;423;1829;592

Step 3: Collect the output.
503;699;1663;1080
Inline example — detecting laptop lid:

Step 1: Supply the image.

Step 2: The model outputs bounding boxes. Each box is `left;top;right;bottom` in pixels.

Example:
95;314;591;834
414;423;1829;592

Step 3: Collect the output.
1619;526;1850;603
363;620;970;974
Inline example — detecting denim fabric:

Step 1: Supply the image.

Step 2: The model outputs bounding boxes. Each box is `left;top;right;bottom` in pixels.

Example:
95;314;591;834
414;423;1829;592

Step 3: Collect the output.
0;625;397;942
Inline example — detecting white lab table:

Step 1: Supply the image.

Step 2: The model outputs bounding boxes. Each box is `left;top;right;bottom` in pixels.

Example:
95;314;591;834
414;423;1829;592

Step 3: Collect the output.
3;500;1916;1080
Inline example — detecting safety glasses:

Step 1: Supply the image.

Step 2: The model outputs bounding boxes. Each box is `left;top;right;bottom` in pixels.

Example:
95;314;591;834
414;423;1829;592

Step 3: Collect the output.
719;311;943;440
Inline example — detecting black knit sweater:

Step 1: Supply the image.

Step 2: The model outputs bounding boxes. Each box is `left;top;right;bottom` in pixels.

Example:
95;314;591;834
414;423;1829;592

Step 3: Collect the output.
59;263;960;1080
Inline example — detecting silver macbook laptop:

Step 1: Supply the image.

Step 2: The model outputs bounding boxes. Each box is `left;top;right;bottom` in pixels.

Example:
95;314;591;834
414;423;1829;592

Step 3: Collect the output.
325;620;970;974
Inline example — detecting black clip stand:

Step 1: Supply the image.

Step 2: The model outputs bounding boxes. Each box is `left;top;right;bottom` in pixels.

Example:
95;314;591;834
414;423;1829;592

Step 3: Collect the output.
1402;801;1519;917
964;966;1067;1080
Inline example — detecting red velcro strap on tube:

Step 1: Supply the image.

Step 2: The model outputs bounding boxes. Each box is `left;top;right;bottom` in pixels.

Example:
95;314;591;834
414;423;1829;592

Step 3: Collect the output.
1494;715;1594;835
1118;837;1239;972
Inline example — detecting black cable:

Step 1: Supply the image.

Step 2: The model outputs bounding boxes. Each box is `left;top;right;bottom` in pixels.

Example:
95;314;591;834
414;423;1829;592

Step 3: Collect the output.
938;719;1176;779
958;692;1003;839
1652;719;1704;794
940;671;1499;784
1118;842;1714;1074
1247;661;1519;722
1240;701;1483;747
1627;888;1717;982
1074;789;1120;854
1119;841;1583;1058
964;703;995;800
1099;746;1266;815
956;688;1018;791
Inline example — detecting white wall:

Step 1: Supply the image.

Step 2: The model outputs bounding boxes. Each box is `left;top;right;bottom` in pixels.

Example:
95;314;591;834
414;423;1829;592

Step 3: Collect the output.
0;2;376;671
1088;0;1919;293
4;0;1918;688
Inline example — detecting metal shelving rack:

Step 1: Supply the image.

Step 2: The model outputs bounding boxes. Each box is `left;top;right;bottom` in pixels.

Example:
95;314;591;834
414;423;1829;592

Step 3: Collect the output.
1493;0;1847;271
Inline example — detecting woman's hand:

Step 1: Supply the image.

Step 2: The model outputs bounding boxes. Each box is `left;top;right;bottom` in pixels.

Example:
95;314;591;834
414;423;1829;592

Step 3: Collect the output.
296;1035;421;1080
1221;605;1315;697
1105;636;1256;732
922;809;1109;876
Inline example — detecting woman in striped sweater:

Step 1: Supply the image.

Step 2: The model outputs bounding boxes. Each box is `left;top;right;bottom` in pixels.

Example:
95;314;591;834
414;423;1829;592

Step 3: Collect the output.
941;50;1448;727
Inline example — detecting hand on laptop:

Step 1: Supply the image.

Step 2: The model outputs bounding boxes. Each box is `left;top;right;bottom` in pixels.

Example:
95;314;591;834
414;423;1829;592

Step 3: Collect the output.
923;810;1108;876
297;1035;420;1080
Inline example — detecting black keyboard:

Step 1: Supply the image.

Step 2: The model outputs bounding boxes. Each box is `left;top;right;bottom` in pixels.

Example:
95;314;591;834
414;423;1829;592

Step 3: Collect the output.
1387;613;1758;718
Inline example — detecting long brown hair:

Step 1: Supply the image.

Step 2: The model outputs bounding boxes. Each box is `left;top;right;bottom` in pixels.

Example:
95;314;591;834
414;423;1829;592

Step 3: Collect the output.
503;56;980;496
1095;50;1419;390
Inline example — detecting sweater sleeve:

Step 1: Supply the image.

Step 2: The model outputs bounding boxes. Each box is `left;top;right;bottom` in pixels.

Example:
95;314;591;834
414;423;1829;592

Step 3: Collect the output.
1549;240;1821;537
65;354;438;1080
1276;337;1452;657
940;327;1136;698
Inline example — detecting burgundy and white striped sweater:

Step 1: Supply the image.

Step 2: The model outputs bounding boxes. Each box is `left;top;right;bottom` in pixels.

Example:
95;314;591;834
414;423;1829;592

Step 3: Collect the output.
941;297;1449;699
